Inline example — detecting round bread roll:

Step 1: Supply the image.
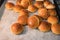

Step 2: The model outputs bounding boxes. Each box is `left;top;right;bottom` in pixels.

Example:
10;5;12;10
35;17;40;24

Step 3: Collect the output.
21;0;33;9
28;15;42;29
13;5;23;12
21;0;29;8
38;21;51;32
44;1;55;9
51;24;60;34
38;8;49;19
34;1;43;8
47;16;58;24
17;15;28;25
48;9;57;16
28;5;37;12
10;23;24;35
46;4;55;9
5;2;14;10
16;0;21;5
19;9;29;16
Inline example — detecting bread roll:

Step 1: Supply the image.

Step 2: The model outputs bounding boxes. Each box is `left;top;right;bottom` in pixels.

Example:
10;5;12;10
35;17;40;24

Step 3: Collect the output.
47;16;58;24
48;9;57;16
44;1;55;9
5;2;14;10
51;24;60;34
28;5;37;12
16;0;21;5
20;0;33;9
21;0;29;8
10;23;24;35
38;21;51;32
13;5;23;12
28;15;42;29
38;8;49;19
19;9;29;16
17;15;28;25
34;1;43;8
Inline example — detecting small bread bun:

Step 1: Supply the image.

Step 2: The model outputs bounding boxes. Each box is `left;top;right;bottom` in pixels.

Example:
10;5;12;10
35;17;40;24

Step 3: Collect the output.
46;4;55;9
21;0;29;8
16;0;21;5
38;21;51;32
51;24;60;34
47;16;58;24
17;15;28;25
5;2;14;10
28;5;37;12
28;15;42;29
34;1;43;8
10;23;24;35
44;1;55;9
38;8;49;19
13;5;23;12
48;9;57;16
19;9;29;16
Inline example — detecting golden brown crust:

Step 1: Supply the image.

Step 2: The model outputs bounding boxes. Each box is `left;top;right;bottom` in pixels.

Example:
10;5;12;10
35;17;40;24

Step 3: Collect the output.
38;8;49;19
16;0;22;5
21;0;29;8
46;4;55;9
13;5;23;12
19;9;29;16
44;1;52;6
33;15;43;23
28;5;37;12
5;2;14;10
47;16;58;24
20;0;33;9
10;23;24;35
34;1;43;8
17;15;28;25
28;15;41;29
44;1;55;9
51;24;60;34
38;21;51;32
48;9;57;16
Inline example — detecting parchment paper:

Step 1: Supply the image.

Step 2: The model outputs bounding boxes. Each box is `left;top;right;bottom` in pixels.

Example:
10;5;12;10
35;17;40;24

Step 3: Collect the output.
0;0;60;40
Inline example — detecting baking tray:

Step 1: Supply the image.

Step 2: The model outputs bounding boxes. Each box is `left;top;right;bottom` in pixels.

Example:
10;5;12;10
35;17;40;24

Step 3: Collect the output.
0;0;60;40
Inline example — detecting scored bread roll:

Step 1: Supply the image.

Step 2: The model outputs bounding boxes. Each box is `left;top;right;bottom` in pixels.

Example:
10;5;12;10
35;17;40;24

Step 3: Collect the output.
47;16;58;24
17;15;28;25
44;1;55;9
38;8;49;19
5;2;14;10
34;1;43;8
19;9;29;16
28;5;37;12
48;9;57;16
13;5;23;12
28;15;42;29
10;23;24;35
38;21;51;32
51;24;60;34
